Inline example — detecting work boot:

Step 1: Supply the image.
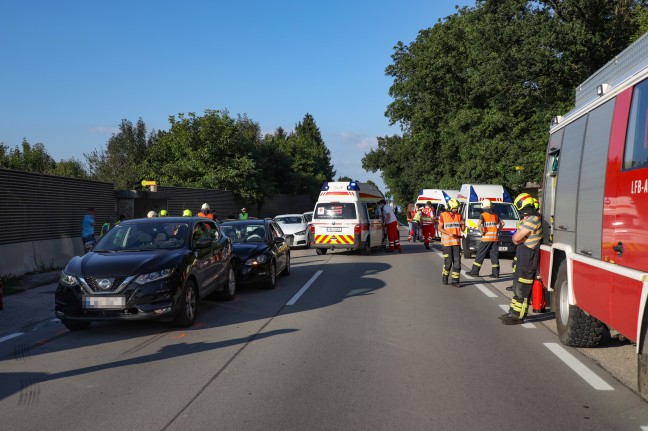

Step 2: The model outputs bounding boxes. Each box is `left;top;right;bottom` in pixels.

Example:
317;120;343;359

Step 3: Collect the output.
501;315;525;325
506;285;513;291
451;279;460;287
424;242;430;250
442;276;449;285
467;264;480;276
490;269;499;278
498;312;514;320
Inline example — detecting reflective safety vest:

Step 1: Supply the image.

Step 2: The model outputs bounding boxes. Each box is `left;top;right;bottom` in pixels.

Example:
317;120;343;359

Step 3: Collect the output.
421;208;434;226
439;211;463;246
197;212;214;220
480;211;500;242
100;222;111;238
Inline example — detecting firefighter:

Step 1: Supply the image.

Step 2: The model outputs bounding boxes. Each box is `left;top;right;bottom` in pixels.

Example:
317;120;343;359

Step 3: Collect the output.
467;199;504;277
380;199;402;253
198;203;214;219
500;193;542;325
159;209;168;217
182;209;192;217
420;201;436;249
438;198;465;286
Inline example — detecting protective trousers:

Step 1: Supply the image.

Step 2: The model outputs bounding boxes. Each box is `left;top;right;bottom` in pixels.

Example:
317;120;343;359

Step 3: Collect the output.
508;245;539;319
387;221;401;251
422;224;435;245
469;241;499;277
442;245;461;285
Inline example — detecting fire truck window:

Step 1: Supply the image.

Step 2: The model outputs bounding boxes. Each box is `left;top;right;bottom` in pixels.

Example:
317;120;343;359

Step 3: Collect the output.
624;79;648;170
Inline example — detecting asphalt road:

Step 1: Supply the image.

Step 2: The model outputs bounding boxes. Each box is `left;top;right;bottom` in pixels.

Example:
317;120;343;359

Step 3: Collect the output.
1;237;647;430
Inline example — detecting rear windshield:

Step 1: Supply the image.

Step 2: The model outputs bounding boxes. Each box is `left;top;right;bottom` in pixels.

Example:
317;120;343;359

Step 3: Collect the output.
468;202;519;220
314;203;357;220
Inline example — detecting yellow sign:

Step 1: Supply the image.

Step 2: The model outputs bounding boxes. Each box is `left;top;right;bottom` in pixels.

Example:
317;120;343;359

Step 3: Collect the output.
141;180;158;186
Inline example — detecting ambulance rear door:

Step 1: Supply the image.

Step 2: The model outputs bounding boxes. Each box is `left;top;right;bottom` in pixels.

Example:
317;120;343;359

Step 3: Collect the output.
312;201;358;248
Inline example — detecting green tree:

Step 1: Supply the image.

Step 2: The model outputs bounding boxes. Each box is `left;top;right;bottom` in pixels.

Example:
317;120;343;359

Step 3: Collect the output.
1;139;56;173
144;110;261;201
256;127;297;197
51;158;89;179
85;118;152;189
337;176;353;182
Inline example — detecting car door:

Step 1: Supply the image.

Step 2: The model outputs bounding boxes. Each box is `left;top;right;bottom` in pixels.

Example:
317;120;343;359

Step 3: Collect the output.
366;202;383;247
191;221;219;295
205;220;228;288
270;221;288;272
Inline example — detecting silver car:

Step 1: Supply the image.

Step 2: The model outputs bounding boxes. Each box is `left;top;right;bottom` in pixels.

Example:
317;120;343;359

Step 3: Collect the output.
274;214;310;248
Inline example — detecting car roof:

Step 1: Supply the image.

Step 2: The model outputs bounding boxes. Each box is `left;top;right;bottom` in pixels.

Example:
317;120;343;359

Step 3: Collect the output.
118;217;202;224
220;219;268;225
274;214;304;218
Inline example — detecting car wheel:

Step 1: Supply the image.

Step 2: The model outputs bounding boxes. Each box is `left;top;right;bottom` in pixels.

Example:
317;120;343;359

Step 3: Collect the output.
316;248;327;255
553;261;606;347
306;234;311;249
282;253;291;276
219;265;236;301
63;320;91;331
174;280;198;327
364;238;371;256
265;260;277;289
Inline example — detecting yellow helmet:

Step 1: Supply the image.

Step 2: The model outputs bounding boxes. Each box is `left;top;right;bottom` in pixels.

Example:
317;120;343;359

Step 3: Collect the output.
159;209;168;217
448;199;459;209
182;209;192;217
533;198;539;210
514;193;535;211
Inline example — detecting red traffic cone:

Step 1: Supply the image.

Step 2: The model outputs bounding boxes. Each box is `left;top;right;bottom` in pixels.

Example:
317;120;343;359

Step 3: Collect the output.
531;276;545;313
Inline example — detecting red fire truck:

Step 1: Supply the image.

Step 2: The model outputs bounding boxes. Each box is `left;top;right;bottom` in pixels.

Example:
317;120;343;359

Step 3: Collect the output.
540;32;648;394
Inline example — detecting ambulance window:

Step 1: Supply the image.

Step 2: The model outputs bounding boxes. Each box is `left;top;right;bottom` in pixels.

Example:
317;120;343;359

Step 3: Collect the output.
367;202;380;219
624;79;648;170
314;203;357;219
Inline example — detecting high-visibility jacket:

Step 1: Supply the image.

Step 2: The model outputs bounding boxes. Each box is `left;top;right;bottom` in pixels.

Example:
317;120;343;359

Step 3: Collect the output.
420;208;434;226
198;212;214;220
439;211;463;247
480;211;500;242
407;210;416;222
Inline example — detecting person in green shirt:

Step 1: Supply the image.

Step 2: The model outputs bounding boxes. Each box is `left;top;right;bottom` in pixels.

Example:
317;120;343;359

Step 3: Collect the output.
238;208;249;220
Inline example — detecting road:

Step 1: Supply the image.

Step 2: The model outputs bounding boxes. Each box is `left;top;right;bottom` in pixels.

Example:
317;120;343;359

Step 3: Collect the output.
1;238;647;430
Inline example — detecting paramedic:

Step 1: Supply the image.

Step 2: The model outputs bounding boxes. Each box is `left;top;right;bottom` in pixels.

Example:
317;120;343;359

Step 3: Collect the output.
500;193;542;325
380;199;401;253
438;199;464;286
421;201;436;249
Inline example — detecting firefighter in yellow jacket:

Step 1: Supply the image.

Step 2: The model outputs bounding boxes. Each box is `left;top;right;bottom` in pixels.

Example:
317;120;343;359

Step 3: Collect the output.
438;199;465;286
500;193;542;325
467;199;504;277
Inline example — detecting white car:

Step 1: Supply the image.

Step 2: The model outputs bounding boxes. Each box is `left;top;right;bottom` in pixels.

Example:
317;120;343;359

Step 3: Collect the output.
274;214;310;248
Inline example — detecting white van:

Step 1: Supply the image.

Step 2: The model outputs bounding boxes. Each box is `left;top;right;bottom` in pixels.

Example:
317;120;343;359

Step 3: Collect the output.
310;181;386;255
416;189;459;239
456;184;519;258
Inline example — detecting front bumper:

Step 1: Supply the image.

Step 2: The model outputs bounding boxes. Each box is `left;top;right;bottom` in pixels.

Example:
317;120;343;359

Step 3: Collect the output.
236;264;271;285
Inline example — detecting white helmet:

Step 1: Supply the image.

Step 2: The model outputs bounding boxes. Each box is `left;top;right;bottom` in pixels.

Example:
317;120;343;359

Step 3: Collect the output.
201;203;210;211
147;210;158;218
481;199;491;208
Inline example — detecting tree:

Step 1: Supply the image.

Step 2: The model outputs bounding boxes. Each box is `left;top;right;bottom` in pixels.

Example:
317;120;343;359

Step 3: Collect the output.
85;118;152;189
51;158;89;179
337;176;353;182
144;110;262;201
0;139;56;173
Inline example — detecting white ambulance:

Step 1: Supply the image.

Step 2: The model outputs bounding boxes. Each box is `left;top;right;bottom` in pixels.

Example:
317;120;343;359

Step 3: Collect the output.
310;181;386;255
456;184;520;258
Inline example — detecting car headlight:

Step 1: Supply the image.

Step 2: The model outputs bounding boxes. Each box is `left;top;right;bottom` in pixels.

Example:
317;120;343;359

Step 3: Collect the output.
135;268;175;285
294;230;307;236
245;255;267;265
468;228;481;236
60;272;78;287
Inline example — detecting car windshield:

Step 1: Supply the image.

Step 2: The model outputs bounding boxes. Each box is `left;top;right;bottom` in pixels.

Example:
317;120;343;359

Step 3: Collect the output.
468;202;519;221
94;222;189;251
314;203;357;219
303;213;313;222
275;216;304;224
220;223;266;244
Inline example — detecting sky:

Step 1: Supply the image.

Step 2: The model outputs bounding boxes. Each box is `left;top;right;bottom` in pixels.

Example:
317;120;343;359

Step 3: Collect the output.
0;0;474;194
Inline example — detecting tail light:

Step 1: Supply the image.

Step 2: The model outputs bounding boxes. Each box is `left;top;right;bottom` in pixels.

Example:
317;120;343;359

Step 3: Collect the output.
354;224;361;235
310;224;315;234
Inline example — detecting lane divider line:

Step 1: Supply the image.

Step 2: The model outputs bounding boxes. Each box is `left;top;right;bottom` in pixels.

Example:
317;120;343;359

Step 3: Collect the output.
0;333;24;344
287;270;323;306
462;271;474;280
544;342;614;391
475;283;497;298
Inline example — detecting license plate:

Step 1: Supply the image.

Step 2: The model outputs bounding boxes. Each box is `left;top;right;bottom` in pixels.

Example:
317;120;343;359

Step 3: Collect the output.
83;295;126;309
499;246;509;251
327;228;342;232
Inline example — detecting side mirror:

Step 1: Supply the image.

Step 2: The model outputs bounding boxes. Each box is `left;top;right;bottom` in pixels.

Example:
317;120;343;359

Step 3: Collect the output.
195;237;213;249
275;236;286;244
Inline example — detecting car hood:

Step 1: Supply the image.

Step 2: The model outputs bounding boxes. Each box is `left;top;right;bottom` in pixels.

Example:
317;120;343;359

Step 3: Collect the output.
277;223;308;235
232;243;269;260
64;250;186;277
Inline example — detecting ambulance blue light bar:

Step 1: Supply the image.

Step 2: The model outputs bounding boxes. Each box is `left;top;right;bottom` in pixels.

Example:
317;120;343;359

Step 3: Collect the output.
503;189;513;202
469;186;479;202
419;189;424;195
442;191;450;202
321;182;330;191
347;182;360;191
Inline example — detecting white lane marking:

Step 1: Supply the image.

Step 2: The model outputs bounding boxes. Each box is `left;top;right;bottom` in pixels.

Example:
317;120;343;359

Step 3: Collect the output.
475;283;497;298
544;343;614;391
286;270;323;305
498;304;535;328
640;426;648;431
51;318;60;322
462;270;474;280
0;333;24;344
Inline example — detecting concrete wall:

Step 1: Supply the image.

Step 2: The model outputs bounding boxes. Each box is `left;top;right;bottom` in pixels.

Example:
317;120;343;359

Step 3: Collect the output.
0;237;82;277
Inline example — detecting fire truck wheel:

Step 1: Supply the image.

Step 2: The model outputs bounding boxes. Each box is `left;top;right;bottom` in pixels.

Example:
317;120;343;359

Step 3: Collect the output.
364;239;371;255
316;248;327;255
553;261;606;347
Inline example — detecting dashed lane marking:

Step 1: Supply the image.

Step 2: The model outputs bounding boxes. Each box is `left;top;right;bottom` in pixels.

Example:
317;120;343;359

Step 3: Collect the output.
0;333;24;344
544;343;614;391
286;270;323;306
475;283;497;298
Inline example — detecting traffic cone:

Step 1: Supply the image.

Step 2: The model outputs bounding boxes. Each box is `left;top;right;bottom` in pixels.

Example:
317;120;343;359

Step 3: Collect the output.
531;276;545;313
